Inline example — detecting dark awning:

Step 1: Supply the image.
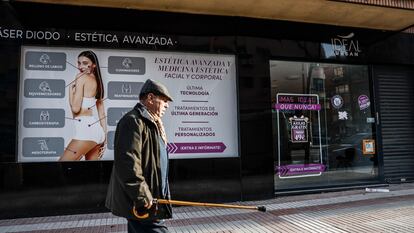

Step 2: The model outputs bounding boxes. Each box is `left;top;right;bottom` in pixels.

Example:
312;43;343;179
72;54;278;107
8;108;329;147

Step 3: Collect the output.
14;0;414;31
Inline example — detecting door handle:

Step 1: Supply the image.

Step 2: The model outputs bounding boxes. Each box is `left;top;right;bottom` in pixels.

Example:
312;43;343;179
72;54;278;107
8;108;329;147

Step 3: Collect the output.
376;112;380;125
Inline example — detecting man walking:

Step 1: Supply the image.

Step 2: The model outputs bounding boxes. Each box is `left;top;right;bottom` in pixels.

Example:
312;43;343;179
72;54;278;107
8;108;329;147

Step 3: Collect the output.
106;79;173;233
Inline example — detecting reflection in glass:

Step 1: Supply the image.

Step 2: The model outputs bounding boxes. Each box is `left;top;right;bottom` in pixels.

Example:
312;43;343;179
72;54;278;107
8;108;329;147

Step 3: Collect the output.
270;61;378;191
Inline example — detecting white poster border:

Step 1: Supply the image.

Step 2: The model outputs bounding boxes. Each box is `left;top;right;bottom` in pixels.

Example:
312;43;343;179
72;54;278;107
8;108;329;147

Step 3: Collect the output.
276;93;323;179
17;46;239;162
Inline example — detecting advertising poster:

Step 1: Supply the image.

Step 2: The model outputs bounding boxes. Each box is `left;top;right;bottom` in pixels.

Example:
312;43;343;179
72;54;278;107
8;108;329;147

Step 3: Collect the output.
275;93;324;178
18;46;238;162
362;139;375;155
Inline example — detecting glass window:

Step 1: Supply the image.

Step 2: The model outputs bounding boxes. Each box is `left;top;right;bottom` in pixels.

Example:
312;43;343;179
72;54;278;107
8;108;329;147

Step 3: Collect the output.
270;61;378;191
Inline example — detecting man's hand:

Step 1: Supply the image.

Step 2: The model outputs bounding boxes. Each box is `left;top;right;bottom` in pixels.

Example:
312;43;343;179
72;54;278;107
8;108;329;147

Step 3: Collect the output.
144;199;153;209
144;197;154;210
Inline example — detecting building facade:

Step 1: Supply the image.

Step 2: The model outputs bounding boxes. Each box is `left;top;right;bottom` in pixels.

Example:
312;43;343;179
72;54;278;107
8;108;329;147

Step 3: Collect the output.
0;1;413;219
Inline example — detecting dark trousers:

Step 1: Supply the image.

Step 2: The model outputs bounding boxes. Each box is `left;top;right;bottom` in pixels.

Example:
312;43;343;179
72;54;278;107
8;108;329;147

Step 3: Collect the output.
127;219;169;233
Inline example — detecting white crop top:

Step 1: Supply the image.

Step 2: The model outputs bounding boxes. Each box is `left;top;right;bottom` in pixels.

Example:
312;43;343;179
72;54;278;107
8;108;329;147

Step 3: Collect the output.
81;97;96;109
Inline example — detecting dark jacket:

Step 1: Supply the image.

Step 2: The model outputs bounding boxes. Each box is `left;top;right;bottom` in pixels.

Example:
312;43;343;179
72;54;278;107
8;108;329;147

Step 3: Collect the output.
105;103;172;221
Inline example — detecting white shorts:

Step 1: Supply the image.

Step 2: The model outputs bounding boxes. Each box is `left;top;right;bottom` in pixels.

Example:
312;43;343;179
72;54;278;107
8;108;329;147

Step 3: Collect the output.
73;116;105;144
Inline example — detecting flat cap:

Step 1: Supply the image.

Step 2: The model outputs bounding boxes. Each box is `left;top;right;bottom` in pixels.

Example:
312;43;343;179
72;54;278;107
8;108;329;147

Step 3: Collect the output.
139;79;173;101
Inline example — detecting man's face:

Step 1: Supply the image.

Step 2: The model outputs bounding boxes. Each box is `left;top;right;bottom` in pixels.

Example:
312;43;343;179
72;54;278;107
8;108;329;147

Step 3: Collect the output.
146;93;170;118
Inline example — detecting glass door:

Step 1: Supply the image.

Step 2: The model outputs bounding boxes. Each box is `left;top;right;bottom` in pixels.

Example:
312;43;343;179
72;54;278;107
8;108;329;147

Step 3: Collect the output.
270;61;379;191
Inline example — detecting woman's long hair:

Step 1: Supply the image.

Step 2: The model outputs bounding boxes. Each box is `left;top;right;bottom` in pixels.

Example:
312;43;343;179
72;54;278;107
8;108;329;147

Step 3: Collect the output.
78;50;104;99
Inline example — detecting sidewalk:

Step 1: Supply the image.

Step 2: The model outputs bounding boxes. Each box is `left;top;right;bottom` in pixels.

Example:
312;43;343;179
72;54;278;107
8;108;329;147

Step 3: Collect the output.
1;183;414;233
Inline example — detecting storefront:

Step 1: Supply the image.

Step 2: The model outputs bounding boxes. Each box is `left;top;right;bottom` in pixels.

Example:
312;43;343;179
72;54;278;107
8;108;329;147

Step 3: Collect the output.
0;1;413;218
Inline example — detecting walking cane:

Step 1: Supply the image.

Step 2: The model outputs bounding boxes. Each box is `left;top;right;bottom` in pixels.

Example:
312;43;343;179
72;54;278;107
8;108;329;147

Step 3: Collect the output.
133;199;266;219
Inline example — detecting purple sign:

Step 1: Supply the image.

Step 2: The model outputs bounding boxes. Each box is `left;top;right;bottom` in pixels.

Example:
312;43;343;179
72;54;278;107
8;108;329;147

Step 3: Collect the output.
275;103;321;111
276;164;326;176
358;95;370;110
290;116;308;143
276;94;320;111
167;142;226;154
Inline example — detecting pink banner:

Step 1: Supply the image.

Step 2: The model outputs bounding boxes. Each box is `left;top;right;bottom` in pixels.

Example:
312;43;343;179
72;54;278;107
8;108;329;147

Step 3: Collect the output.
276;164;325;176
275;103;321;111
168;142;226;154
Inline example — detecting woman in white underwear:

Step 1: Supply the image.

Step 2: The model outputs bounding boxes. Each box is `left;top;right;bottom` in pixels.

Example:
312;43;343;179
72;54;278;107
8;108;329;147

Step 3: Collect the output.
59;50;107;161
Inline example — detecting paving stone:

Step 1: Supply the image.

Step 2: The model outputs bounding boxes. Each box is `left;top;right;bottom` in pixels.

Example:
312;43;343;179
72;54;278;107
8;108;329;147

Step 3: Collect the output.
1;183;414;232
